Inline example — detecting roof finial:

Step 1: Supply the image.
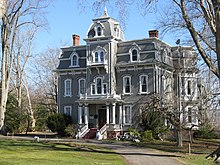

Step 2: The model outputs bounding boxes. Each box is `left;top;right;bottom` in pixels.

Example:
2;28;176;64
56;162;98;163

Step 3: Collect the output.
104;6;108;17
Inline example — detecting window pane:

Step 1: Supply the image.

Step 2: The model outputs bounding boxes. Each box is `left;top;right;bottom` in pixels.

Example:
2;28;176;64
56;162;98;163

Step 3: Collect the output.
100;51;104;62
64;106;71;116
132;49;137;61
92;84;95;94
188;108;192;123
103;84;107;94
125;106;131;124
141;76;147;92
124;77;130;93
97;78;102;94
65;80;71;96
72;55;77;66
79;79;85;94
95;52;99;62
97;27;102;36
187;80;191;95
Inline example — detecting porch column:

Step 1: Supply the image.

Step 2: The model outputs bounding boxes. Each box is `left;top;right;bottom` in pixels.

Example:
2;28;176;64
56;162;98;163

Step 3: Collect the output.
78;105;82;124
84;104;89;125
123;105;125;124
112;103;116;124
106;103;109;124
119;104;122;125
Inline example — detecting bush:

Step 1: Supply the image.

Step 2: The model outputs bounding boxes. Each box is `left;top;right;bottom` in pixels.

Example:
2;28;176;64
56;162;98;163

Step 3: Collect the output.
127;128;140;139
194;124;218;139
141;130;154;142
46;113;72;136
64;124;77;137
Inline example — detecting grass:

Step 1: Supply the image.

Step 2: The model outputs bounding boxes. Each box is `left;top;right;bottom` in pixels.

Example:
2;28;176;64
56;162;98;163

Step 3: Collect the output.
0;139;126;165
132;139;220;165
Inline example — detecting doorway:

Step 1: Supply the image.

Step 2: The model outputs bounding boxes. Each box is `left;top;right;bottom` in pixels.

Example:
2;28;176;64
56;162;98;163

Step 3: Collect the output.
98;109;106;129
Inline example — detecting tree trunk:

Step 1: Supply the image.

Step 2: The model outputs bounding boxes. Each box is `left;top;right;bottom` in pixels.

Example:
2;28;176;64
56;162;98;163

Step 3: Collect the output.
176;127;183;147
24;80;35;131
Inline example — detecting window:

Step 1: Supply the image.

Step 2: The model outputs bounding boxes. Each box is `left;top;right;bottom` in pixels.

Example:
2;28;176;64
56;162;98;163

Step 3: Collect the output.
95;52;99;62
93;50;105;63
64;79;71;96
187;80;192;95
132;49;138;61
123;105;131;124
140;75;148;93
91;84;95;94
79;79;85;95
100;51;104;62
188;107;192;123
97;26;102;36
123;76;131;94
64;106;72;116
70;53;79;67
91;77;107;95
96;78;102;94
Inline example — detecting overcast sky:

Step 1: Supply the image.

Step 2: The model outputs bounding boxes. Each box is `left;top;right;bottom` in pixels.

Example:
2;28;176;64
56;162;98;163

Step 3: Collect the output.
35;0;176;53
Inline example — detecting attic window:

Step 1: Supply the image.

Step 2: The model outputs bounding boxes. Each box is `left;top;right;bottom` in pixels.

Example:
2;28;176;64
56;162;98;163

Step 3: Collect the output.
97;26;102;36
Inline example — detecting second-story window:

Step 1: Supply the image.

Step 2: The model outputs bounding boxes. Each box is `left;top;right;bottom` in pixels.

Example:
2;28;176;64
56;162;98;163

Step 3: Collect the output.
95;52;99;62
100;51;104;62
123;76;131;94
64;79;71;97
91;77;107;95
79;79;85;95
140;75;148;93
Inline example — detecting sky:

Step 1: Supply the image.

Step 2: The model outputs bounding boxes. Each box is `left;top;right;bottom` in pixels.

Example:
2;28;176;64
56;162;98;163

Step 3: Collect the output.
35;0;176;53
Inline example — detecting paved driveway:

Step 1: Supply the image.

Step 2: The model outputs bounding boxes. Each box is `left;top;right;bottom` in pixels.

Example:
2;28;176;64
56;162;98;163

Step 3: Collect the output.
85;140;184;165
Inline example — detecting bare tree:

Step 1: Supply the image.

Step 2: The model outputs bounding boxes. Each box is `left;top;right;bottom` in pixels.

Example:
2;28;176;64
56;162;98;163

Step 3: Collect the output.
0;0;49;132
30;47;60;113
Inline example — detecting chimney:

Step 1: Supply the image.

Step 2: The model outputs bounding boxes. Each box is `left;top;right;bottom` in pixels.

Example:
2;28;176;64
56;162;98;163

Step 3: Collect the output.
72;34;80;46
148;30;159;38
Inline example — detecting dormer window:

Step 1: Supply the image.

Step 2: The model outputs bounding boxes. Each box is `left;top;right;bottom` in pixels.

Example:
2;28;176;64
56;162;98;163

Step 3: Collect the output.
129;45;140;62
132;49;138;61
70;52;79;67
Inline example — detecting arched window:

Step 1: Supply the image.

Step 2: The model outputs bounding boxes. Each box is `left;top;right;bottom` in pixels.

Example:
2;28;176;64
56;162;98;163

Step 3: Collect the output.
132;49;138;61
70;53;79;67
64;79;71;96
93;47;105;64
100;51;104;62
97;26;102;36
95;52;99;62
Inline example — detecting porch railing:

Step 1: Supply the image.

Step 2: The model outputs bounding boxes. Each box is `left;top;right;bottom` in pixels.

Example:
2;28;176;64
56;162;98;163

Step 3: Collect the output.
100;124;108;135
76;124;89;139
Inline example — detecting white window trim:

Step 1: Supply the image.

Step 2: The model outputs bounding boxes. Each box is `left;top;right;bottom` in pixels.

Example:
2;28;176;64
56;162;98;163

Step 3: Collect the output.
95;24;104;37
70;52;80;67
130;47;140;62
123;76;131;95
123;105;132;125
64;106;72;116
92;49;106;64
90;77;107;95
64;79;72;97
139;75;148;94
78;78;86;95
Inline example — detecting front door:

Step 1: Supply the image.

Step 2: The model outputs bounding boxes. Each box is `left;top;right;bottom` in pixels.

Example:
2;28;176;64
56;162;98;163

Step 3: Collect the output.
98;109;106;129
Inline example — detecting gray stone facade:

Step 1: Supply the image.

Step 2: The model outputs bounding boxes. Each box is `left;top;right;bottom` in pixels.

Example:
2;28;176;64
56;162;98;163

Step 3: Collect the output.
55;10;199;138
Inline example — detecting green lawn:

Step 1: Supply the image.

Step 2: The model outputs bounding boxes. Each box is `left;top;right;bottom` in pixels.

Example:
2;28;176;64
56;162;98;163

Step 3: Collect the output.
133;139;220;165
0;139;126;165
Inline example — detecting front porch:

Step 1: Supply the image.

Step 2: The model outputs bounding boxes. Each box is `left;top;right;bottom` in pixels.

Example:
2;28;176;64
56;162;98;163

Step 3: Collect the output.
76;97;125;139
